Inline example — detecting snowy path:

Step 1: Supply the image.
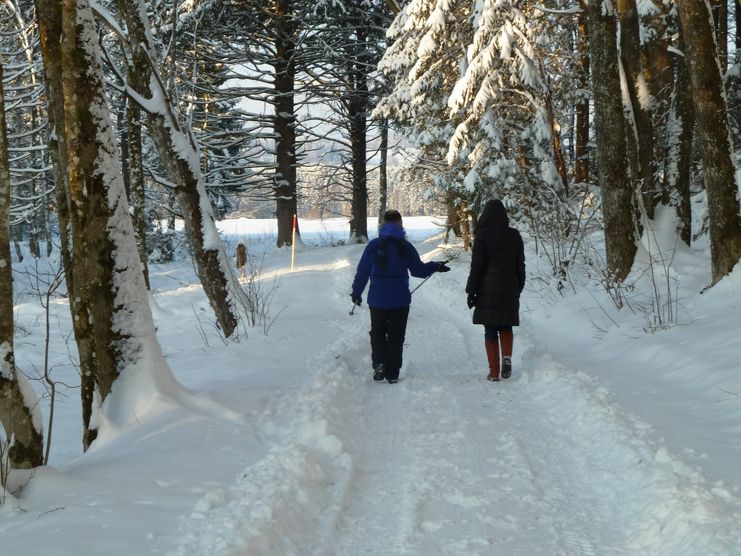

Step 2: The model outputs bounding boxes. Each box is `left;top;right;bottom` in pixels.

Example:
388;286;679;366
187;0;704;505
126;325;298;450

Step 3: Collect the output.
327;274;621;555
169;246;741;556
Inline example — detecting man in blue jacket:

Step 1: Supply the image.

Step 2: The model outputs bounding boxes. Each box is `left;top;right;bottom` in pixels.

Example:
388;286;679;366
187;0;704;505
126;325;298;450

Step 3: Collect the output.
351;210;450;383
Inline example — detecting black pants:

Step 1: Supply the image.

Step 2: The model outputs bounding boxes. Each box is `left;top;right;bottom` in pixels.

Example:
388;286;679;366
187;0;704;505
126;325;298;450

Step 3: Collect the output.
369;306;410;381
484;325;512;341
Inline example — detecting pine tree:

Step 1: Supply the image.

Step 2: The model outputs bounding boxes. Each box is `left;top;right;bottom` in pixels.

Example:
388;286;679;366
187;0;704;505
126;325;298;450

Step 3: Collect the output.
376;0;473;234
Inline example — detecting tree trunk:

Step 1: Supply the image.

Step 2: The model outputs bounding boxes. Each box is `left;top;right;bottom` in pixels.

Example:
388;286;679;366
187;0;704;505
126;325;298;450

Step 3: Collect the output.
446;191;461;239
273;0;299;248
378;119;388;229
29;107;43;259
35;0;98;448
711;0;728;71
642;5;674;204
350;101;368;242
676;0;741;283
115;0;248;336
664;19;694;246
348;36;369;243
459;201;471;251
0;61;44;471
589;0;637;282
544;85;569;197
126;97;150;289
575;11;590;185
617;0;657;218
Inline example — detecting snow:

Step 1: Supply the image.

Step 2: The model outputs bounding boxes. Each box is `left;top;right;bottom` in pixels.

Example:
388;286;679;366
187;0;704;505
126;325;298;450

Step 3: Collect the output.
3;216;741;555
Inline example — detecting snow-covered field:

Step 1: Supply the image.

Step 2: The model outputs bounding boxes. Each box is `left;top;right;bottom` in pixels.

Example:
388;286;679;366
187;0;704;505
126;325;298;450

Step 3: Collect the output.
2;216;740;555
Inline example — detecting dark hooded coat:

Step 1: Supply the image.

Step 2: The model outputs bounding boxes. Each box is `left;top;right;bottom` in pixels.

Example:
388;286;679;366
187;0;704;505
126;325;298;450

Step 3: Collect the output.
465;200;526;326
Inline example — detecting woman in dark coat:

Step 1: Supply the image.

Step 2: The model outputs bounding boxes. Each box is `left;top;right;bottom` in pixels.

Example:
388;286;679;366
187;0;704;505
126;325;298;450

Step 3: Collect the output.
465;200;526;381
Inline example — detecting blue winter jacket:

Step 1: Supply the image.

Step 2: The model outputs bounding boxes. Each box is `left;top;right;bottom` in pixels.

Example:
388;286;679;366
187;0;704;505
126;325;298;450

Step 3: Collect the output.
351;223;441;309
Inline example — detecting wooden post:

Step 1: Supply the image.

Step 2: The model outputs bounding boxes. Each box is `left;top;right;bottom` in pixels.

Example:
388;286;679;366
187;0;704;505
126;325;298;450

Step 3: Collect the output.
236;242;247;278
291;214;297;271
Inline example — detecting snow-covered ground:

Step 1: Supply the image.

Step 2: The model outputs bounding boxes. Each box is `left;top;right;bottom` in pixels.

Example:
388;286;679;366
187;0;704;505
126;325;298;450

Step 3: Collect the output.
2;216;740;555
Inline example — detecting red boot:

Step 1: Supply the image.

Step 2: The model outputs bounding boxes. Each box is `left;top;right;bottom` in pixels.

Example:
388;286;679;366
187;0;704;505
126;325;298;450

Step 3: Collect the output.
500;330;513;379
485;340;500;381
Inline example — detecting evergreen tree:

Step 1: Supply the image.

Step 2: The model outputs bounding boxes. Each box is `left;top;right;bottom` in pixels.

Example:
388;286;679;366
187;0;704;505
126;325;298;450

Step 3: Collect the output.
376;0;473;237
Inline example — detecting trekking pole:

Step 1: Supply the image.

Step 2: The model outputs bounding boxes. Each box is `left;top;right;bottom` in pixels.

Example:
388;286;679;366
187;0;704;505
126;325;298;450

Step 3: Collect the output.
410;260;449;296
409;276;433;295
349;303;357;316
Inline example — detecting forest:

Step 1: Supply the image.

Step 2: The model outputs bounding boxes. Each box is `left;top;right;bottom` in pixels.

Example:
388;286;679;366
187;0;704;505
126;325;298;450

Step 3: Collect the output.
1;0;740;497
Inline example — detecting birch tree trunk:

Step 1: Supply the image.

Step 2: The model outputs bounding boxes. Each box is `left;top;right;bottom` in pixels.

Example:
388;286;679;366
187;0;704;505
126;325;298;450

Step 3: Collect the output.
0;61;44;471
115;0;250;336
589;0;637;282
675;0;741;283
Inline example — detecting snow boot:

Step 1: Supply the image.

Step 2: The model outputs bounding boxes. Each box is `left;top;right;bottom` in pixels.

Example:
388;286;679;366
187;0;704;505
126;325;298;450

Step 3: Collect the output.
485;340;500;381
373;363;385;381
500;330;513;379
501;357;512;379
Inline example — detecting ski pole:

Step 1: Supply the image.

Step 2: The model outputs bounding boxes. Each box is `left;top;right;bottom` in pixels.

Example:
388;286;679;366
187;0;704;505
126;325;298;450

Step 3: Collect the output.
410;260;449;296
409;276;432;295
349;304;357;316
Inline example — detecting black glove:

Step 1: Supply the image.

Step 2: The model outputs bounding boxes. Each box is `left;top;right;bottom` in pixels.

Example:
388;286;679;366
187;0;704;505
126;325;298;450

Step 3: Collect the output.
467;293;476;309
437;262;451;273
351;294;362;306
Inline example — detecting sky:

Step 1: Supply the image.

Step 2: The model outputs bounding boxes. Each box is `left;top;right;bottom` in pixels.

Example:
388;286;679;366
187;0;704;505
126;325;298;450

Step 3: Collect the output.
1;215;740;555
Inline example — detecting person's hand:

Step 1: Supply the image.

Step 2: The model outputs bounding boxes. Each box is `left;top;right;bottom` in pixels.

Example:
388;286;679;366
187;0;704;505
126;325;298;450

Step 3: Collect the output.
437;262;451;273
467;293;476;309
351;294;362;306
